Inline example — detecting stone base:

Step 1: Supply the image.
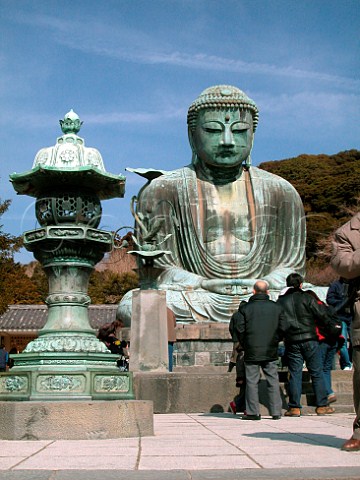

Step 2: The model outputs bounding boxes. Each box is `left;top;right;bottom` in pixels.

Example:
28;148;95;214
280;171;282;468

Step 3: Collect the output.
0;400;154;440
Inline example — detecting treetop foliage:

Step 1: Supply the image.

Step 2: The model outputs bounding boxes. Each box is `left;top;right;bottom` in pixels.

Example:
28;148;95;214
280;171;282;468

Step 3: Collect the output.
260;150;360;219
259;150;360;262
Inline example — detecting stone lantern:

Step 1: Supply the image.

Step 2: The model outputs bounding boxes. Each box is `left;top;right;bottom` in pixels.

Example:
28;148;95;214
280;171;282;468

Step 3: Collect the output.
2;110;132;401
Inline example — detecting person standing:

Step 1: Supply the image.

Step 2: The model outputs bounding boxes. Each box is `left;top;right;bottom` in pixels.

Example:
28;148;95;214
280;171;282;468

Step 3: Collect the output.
326;277;353;370
306;290;343;404
167;307;177;372
235;280;285;420
0;344;9;372
277;273;335;417
229;301;247;415
330;212;360;451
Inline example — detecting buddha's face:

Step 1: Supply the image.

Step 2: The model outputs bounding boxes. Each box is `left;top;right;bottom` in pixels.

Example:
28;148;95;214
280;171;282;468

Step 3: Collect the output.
191;109;253;169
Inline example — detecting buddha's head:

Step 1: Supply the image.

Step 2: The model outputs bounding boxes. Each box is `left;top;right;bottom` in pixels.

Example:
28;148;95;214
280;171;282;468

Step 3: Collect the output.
187;85;259;170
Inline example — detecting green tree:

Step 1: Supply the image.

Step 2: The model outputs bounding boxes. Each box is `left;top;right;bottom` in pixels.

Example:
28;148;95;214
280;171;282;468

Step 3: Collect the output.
0;197;43;313
1;261;43;306
88;270;139;304
259;150;360;258
30;262;48;303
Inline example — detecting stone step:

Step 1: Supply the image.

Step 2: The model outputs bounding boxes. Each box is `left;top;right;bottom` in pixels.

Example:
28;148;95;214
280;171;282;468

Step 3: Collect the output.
257;404;355;416
300;381;353;394
299;392;353;405
134;370;355;414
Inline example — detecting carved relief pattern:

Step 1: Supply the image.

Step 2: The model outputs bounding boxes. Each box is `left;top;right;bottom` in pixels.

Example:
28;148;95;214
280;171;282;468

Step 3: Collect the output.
46;293;91;305
94;375;129;392
37;375;84;392
86;230;112;242
24;335;110;353
25;229;46;241
0;376;28;393
15;360;114;366
59;149;76;164
50;228;83;237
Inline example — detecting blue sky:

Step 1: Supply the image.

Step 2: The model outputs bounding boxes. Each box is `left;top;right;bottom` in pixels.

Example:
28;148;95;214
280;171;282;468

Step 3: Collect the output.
1;0;359;263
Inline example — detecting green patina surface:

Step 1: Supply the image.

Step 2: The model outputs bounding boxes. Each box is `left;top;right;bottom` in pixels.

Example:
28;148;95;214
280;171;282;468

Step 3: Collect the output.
117;85;307;324
2;110;133;401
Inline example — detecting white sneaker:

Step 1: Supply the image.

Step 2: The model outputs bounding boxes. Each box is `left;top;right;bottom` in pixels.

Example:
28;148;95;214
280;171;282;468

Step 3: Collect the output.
343;366;352;371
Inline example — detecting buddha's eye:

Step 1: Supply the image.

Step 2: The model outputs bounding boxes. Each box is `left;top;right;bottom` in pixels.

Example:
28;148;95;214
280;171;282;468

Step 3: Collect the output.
232;122;250;134
202;122;222;133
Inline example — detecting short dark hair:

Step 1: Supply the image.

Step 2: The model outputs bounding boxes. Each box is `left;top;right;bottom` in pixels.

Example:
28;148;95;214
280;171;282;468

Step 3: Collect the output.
286;273;303;288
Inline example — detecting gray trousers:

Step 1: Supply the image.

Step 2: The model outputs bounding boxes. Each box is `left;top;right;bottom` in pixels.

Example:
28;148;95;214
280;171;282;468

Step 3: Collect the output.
245;360;282;416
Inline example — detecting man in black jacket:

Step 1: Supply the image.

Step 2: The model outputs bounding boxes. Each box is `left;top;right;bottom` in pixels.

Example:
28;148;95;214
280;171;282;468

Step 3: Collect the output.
235;280;285;420
277;273;335;416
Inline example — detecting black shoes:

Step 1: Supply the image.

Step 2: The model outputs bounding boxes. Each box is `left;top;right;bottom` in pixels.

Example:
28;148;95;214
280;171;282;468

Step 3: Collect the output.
242;414;261;420
240;414;281;420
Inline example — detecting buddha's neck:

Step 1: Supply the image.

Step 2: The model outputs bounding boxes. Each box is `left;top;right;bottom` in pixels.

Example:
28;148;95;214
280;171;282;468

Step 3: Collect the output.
195;161;244;185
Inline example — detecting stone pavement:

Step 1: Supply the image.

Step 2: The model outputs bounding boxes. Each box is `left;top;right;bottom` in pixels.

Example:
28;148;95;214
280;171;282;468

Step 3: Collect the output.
0;412;359;479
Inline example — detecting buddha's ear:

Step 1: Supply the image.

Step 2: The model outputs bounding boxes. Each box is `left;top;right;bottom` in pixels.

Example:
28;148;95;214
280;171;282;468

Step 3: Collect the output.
188;127;196;153
244;135;255;168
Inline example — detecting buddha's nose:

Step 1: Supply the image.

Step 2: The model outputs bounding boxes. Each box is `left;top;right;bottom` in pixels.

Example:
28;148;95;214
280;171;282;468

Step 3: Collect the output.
220;126;235;146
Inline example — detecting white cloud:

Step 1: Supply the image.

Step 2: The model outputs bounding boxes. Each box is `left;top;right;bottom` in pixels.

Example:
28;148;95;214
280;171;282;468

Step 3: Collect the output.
84;109;185;125
256;91;360;128
10;12;360;91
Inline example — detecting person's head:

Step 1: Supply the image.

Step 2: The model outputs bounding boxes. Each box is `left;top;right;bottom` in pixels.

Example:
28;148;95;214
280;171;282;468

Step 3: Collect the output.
187;85;259;170
97;322;117;341
113;319;124;330
253;280;269;294
286;272;303;289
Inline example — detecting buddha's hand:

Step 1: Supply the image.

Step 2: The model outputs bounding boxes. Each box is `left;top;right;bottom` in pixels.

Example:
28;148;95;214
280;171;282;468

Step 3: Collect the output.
201;278;254;295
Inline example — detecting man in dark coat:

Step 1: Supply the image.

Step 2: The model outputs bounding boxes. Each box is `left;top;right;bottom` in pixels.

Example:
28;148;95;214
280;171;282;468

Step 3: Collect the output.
277;273;335;417
235;280;285;420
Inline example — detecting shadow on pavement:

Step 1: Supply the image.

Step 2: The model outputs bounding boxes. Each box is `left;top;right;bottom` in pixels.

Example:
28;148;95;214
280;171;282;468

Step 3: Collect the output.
243;431;344;449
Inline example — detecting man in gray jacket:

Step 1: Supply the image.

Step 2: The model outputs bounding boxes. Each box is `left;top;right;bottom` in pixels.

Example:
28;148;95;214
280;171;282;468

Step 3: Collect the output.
331;212;360;451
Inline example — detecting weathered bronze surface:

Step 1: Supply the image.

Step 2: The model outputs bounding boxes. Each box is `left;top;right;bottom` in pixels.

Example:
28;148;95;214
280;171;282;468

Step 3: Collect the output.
3;110;132;401
118;85;306;324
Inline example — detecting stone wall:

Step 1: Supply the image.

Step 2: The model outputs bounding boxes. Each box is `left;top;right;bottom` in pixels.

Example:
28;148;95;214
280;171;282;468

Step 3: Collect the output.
122;323;233;368
174;323;233;367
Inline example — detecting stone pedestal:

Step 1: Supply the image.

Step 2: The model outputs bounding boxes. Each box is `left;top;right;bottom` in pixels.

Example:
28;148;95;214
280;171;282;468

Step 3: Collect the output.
130;290;168;372
0;400;153;440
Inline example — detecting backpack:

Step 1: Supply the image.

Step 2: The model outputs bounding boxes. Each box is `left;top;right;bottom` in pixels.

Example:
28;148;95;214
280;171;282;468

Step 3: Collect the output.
317;306;342;344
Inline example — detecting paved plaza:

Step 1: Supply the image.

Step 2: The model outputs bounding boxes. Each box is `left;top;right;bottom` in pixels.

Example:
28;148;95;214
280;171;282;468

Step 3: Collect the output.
0;412;359;479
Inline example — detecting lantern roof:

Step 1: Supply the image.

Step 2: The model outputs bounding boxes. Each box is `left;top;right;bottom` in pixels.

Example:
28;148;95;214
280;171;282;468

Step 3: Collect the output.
10;110;126;199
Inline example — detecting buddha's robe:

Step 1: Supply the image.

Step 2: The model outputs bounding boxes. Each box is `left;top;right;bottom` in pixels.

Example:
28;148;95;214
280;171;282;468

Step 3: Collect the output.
118;164;306;323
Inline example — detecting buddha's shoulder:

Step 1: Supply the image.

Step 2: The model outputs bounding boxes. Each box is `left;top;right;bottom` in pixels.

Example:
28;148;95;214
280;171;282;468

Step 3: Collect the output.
249;166;298;191
147;165;193;186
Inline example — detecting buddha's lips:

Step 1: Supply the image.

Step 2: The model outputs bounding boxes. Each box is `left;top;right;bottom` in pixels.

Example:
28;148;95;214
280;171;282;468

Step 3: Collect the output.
216;150;237;158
